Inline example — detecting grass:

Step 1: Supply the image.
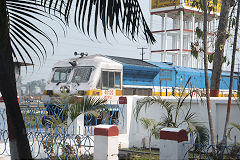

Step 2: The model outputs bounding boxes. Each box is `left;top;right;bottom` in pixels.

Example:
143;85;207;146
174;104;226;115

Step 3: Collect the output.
119;148;159;160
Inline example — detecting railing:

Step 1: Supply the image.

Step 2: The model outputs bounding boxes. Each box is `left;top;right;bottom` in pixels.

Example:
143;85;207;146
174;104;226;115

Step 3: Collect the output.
185;133;240;159
0;102;121;159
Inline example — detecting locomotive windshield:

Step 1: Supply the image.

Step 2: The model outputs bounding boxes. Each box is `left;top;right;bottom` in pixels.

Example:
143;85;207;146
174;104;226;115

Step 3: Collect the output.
51;68;72;83
72;67;93;83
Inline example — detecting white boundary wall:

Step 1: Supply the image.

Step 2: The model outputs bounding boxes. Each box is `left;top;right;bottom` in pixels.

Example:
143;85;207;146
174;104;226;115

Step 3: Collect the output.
118;96;240;149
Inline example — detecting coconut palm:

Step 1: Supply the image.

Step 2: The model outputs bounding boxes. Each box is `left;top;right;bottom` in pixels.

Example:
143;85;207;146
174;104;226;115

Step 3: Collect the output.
134;78;208;143
0;0;155;158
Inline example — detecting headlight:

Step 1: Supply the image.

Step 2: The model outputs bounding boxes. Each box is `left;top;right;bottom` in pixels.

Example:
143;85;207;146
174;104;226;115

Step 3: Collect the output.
60;86;70;93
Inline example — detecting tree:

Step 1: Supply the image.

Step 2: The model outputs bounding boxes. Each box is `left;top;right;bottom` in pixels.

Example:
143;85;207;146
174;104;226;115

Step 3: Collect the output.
222;0;240;145
210;0;235;97
134;79;208;144
0;0;155;159
140;118;161;154
203;0;216;150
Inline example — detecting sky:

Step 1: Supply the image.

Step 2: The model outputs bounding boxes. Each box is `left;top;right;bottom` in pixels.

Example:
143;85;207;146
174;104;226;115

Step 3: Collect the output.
20;1;239;84
20;1;161;83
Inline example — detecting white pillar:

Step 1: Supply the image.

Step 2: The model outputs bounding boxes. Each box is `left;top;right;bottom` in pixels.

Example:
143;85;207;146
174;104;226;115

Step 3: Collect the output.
159;128;188;160
197;22;200;69
164;13;168;62
179;10;184;66
94;125;119;160
118;97;127;134
67;114;84;135
191;14;195;68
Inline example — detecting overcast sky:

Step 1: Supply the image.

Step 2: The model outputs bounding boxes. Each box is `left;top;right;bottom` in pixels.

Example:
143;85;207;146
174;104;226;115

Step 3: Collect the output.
20;1;161;83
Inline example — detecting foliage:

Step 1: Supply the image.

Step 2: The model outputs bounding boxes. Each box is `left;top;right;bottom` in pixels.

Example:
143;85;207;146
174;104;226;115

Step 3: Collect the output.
119;148;159;160
135;77;209;145
54;93;107;122
5;0;156;66
42;94;107;158
2;0;155;158
140;117;161;153
228;122;240;141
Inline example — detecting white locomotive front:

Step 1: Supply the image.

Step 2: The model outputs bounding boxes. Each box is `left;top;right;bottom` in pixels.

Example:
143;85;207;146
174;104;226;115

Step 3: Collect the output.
43;54;123;104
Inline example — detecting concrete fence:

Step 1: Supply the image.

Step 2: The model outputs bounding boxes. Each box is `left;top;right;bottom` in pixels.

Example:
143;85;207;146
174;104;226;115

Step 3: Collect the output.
1;96;240;159
118;96;240;149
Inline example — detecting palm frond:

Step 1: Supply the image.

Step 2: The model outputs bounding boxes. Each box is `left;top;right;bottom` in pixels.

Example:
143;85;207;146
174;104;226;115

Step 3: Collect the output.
140;117;154;130
69;96;107;121
6;0;155;68
6;0;65;66
135;96;175;120
41;0;155;43
228;122;240;140
194;125;209;145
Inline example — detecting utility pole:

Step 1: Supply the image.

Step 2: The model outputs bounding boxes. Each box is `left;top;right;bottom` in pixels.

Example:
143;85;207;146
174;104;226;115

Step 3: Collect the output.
138;47;147;60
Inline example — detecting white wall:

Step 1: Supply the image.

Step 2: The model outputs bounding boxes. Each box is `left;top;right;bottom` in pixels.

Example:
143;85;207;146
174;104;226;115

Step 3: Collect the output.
118;96;240;149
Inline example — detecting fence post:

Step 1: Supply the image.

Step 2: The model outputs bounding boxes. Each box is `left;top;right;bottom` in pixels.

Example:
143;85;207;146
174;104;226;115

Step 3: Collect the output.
159;128;188;160
94;125;119;160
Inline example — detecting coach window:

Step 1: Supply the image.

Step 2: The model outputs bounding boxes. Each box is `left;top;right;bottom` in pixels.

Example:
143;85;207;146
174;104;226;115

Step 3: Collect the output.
101;71;121;89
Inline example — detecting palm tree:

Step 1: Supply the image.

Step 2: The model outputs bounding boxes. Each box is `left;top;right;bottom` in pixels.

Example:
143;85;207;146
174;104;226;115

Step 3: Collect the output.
0;0;155;159
42;95;107;158
140;117;161;153
134;79;209;145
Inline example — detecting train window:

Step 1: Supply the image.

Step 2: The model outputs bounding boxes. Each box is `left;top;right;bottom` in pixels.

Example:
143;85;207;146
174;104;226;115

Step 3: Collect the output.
115;72;121;88
101;71;121;88
52;68;71;83
102;71;109;88
109;72;114;88
72;67;92;83
159;69;172;81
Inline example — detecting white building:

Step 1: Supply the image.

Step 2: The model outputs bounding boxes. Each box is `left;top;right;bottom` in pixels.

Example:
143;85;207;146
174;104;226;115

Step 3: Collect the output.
149;0;221;69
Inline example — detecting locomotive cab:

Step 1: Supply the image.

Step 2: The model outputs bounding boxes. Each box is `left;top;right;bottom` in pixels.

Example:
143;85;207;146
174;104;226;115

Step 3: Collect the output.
42;55;123;104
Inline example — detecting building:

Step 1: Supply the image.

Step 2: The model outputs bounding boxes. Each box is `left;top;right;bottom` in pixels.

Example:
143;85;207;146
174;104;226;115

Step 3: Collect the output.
149;0;221;68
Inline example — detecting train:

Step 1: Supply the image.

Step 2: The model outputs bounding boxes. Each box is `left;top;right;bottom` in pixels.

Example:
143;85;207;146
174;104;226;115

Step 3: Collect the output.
42;54;239;103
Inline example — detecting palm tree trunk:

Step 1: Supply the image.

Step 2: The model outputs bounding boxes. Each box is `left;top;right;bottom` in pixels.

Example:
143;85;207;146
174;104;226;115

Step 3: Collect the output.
210;0;234;97
223;1;240;145
203;0;216;150
0;1;32;159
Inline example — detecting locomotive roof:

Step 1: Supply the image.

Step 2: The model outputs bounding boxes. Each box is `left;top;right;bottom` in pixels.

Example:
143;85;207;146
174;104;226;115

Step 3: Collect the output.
105;55;158;68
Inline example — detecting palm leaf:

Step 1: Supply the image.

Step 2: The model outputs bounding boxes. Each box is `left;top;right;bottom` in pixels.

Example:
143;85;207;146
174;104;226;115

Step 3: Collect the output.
69;96;107;121
228;122;240;140
6;0;155;67
6;0;63;67
135;96;175;120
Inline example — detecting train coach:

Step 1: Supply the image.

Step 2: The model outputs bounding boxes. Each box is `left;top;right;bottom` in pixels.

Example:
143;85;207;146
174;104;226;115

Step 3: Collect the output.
43;54;239;103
